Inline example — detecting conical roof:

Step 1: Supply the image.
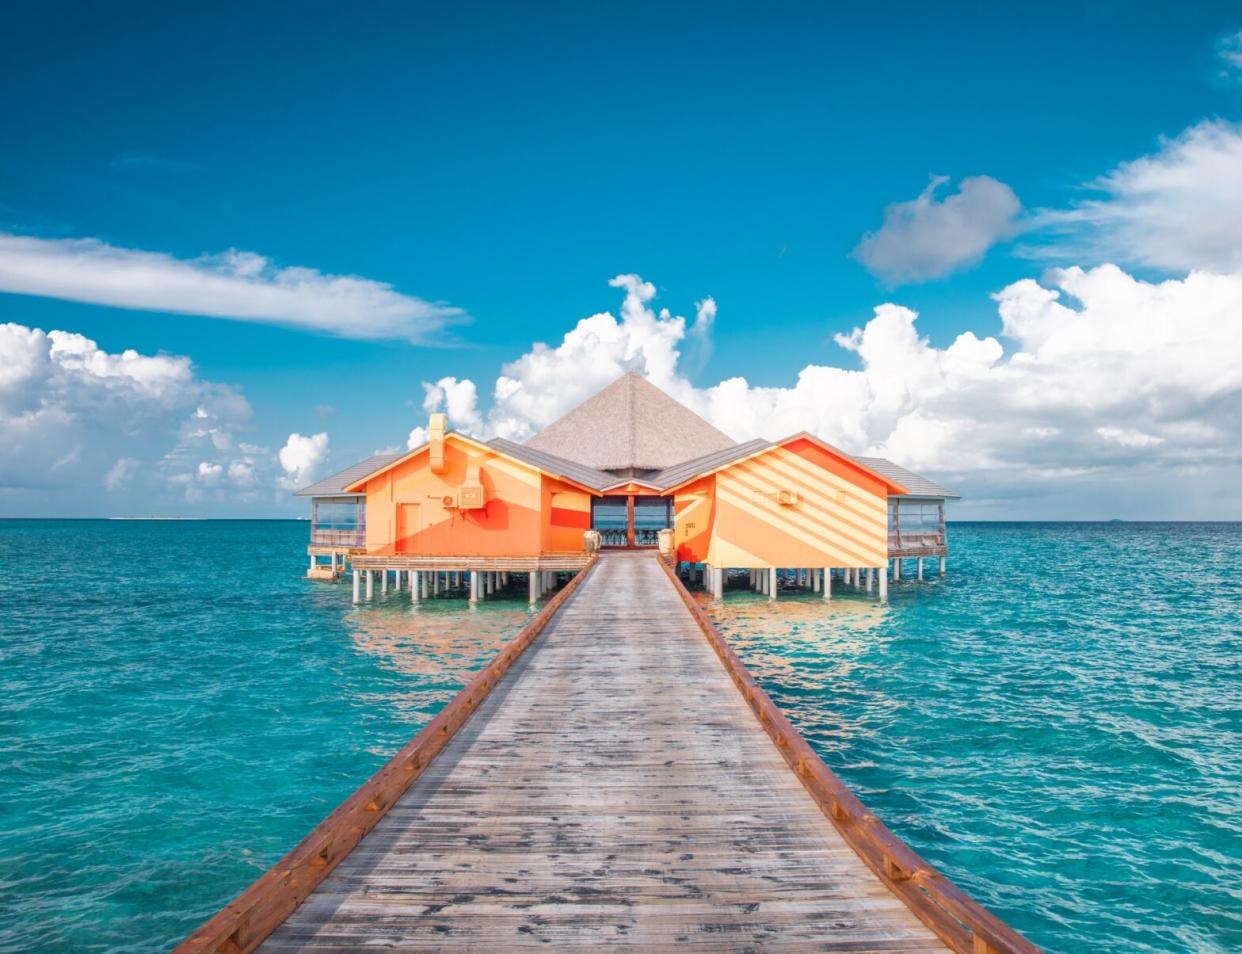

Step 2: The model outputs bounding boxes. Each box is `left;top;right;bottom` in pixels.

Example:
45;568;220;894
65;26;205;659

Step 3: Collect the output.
525;371;736;472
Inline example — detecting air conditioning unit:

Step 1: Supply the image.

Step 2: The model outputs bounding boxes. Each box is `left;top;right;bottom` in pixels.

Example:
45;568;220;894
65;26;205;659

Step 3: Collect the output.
777;490;800;506
441;492;459;508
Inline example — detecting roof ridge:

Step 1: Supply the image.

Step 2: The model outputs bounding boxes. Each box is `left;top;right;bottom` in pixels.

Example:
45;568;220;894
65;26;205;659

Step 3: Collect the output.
627;371;636;468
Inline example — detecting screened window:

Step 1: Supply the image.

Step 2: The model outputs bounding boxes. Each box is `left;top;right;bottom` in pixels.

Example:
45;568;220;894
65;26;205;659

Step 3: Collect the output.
311;496;366;546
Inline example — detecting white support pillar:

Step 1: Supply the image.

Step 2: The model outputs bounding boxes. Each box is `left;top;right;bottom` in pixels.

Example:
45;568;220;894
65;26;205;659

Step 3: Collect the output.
529;572;538;604
917;558;924;581
866;567;874;594
469;571;480;603
395;568;402;592
365;569;374;601
878;568;888;602
330;551;337;573
939;556;946;576
380;569;388;595
768;567;777;600
894;558;902;581
411;570;420;602
812;568;820;593
352;568;360;603
823;568;832;601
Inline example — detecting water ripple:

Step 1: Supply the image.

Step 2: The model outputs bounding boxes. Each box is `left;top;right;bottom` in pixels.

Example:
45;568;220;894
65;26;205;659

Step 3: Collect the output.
701;522;1242;953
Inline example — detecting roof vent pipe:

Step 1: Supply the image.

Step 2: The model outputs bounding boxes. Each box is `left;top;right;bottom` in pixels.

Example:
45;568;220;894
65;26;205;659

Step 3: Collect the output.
429;413;447;473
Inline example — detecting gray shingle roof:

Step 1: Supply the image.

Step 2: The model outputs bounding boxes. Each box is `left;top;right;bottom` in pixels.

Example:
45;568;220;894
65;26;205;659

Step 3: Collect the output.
853;456;960;499
646;439;772;490
486;438;617;491
293;439;960;503
525;372;736;471
294;453;402;496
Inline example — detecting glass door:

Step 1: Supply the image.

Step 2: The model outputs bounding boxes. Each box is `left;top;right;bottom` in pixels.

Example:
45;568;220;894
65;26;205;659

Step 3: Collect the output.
633;496;672;547
591;497;629;547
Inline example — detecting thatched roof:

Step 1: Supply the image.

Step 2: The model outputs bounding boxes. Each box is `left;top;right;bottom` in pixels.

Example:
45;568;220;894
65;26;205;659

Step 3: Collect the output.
525;372;736;472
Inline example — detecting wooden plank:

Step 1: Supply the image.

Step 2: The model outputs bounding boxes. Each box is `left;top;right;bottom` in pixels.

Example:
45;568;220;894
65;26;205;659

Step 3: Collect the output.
173;556;598;954
656;556;1037;954
255;553;955;952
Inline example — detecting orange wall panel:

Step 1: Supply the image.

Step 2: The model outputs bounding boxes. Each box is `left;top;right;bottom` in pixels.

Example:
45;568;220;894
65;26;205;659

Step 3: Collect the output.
672;475;715;564
670;443;889;569
361;437;570;556
543;482;592;551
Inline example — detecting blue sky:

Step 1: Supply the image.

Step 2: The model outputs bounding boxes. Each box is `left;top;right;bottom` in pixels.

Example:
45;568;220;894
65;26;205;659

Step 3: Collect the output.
3;2;1242;517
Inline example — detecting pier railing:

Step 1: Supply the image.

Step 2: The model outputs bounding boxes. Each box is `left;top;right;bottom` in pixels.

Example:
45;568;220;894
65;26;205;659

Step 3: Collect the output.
309;528;366;548
657;555;1038;954
175;557;597;954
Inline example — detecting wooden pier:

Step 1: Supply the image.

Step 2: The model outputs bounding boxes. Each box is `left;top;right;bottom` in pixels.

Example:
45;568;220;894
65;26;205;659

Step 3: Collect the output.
180;553;1035;953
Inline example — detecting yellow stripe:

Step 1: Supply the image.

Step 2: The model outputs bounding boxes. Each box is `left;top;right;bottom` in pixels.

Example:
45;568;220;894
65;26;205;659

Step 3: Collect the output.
731;451;886;525
716;485;884;565
722;465;886;547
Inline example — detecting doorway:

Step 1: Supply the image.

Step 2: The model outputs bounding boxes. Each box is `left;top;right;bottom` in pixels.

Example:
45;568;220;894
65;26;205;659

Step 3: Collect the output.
396;503;421;553
591;495;672;548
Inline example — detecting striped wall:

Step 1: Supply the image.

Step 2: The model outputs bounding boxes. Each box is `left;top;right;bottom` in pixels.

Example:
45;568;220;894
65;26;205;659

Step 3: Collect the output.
673;437;890;568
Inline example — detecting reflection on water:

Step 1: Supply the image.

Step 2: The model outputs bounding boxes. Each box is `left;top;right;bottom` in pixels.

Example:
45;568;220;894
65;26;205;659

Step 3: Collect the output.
348;592;535;721
696;586;901;746
692;526;1242;954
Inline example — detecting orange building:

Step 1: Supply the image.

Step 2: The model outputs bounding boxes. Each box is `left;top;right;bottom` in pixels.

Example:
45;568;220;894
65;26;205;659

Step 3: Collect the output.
296;373;958;602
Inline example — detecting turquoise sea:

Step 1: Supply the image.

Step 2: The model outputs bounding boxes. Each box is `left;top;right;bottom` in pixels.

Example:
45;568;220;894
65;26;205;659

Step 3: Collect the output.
1;520;1239;952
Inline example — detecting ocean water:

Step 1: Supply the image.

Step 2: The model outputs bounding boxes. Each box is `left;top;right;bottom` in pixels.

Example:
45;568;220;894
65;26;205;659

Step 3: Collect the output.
0;520;1239;952
0;520;533;952
700;523;1242;953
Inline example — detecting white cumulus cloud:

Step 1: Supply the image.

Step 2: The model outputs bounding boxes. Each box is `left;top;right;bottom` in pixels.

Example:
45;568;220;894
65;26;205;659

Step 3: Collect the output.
0;233;465;343
854;175;1022;284
402;269;1242;517
1032;120;1242;274
0;321;299;513
277;432;330;490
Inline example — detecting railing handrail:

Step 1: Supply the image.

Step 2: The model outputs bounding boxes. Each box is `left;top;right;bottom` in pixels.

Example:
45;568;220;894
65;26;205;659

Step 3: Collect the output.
656;555;1039;954
310;528;366;546
175;557;598;954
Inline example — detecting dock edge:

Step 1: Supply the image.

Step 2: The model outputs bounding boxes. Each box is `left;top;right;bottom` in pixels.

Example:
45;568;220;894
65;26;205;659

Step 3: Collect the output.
655;554;1040;954
174;556;599;954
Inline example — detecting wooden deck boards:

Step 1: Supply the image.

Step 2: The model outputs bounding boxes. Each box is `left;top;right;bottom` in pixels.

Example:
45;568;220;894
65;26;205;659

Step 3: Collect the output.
263;552;945;952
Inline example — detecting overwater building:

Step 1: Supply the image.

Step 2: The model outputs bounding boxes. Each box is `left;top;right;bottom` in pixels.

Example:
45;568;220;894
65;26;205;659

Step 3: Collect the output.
296;372;957;600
